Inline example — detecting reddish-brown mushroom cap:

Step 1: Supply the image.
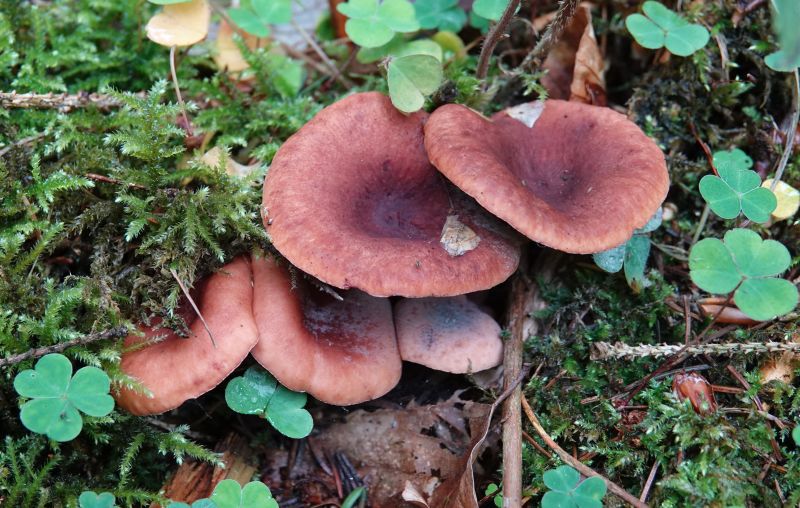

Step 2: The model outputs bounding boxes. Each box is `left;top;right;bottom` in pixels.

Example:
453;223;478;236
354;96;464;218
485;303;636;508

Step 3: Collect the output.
116;256;259;415
424;100;670;253
262;92;521;297
394;295;503;373
250;254;401;405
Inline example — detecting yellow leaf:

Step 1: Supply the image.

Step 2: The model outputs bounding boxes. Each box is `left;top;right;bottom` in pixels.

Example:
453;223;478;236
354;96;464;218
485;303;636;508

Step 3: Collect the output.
763;178;800;221
146;0;210;47
214;20;266;73
199;147;261;178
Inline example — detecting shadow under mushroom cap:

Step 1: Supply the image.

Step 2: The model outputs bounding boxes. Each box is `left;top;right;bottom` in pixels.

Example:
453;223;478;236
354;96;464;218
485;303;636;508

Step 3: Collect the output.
424;100;670;254
262;92;521;298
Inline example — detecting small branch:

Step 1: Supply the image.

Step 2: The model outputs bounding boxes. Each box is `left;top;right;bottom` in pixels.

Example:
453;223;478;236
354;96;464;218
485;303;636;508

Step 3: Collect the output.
524;0;580;70
170;269;216;348
521;395;649;508
86;173;148;190
0;133;47;158
0;91;127;112
290;19;354;89
590;341;800;360
476;0;524;80
0;326;129;368
639;462;659;502
771;68;800;189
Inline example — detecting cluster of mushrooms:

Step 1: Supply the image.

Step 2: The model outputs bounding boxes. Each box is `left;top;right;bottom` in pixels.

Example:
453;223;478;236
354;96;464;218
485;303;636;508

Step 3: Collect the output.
115;92;669;415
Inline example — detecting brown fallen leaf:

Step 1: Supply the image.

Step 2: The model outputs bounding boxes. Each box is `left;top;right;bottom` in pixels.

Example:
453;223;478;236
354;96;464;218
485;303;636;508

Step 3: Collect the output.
760;332;800;385
146;0;210;47
697;297;759;326
313;392;491;506
535;2;606;105
214;20;266;74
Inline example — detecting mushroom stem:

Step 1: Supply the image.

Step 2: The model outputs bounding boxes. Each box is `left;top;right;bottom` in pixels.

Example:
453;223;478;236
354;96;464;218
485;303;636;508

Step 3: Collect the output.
771;68;800;190
169;45;192;136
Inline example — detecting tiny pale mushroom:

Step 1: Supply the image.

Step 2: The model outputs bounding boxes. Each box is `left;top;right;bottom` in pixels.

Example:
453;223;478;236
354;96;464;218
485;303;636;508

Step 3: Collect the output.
115;256;259;415
146;0;211;48
424;100;670;254
262;92;521;297
250;254;402;405
394;295;503;374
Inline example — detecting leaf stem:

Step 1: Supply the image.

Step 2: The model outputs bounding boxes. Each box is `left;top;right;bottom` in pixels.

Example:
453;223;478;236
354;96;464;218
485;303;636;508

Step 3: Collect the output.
476;0;523;80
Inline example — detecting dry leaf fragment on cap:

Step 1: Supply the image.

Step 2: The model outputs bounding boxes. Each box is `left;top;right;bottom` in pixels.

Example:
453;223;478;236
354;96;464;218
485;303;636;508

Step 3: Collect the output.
214;19;266;73
535;2;606;105
440;214;480;257
146;0;210;47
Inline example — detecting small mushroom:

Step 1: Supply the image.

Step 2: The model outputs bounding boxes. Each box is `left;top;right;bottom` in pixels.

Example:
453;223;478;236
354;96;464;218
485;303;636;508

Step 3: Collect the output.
424;100;670;254
262;92;521;297
116;257;259;415
250;254;401;405
394;295;503;373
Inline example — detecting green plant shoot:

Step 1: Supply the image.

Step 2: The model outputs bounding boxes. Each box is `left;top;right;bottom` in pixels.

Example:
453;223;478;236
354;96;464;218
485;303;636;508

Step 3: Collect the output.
689;228;798;321
542;465;607;508
414;0;467;32
337;0;419;48
228;0;292;38
225;366;313;439
148;0;192;4
793;425;800;446
699;148;776;222
78;491;117;508
593;209;662;292
13;354;115;442
625;1;709;57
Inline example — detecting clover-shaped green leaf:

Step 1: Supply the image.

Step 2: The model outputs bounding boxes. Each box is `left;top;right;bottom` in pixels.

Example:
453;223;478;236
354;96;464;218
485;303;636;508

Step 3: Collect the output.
415;0;467;32
625;1;709;57
387;54;443;112
765;0;800;72
167;501;216;508
793;425;800;446
689;228;798;321
593;209;661;291
14;354;114;442
210;479;278;508
699;169;777;222
472;0;510;22
542;466;607;508
78;491;117;508
712;148;752;173
337;0;419;48
357;37;442;64
228;0;292;37
225;366;313;438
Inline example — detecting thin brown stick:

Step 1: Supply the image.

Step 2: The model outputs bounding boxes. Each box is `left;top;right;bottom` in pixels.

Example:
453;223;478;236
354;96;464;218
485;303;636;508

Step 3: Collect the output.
476;0;523;80
501;272;528;507
0;91;127;111
85;173;148;190
290;19;354;88
0;133;47;158
639;462;659;502
170;268;216;348
521;395;649;508
0;326;129;368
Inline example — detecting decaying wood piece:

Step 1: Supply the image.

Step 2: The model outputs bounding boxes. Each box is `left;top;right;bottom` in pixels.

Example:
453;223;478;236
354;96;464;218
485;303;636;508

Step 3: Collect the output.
0;91;135;112
151;433;257;507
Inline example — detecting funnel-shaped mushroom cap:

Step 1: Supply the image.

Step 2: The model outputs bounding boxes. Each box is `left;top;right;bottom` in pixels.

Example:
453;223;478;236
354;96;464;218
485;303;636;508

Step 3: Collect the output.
394;295;503;373
424;100;670;253
262;92;521;297
116;257;258;415
250;254;401;405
